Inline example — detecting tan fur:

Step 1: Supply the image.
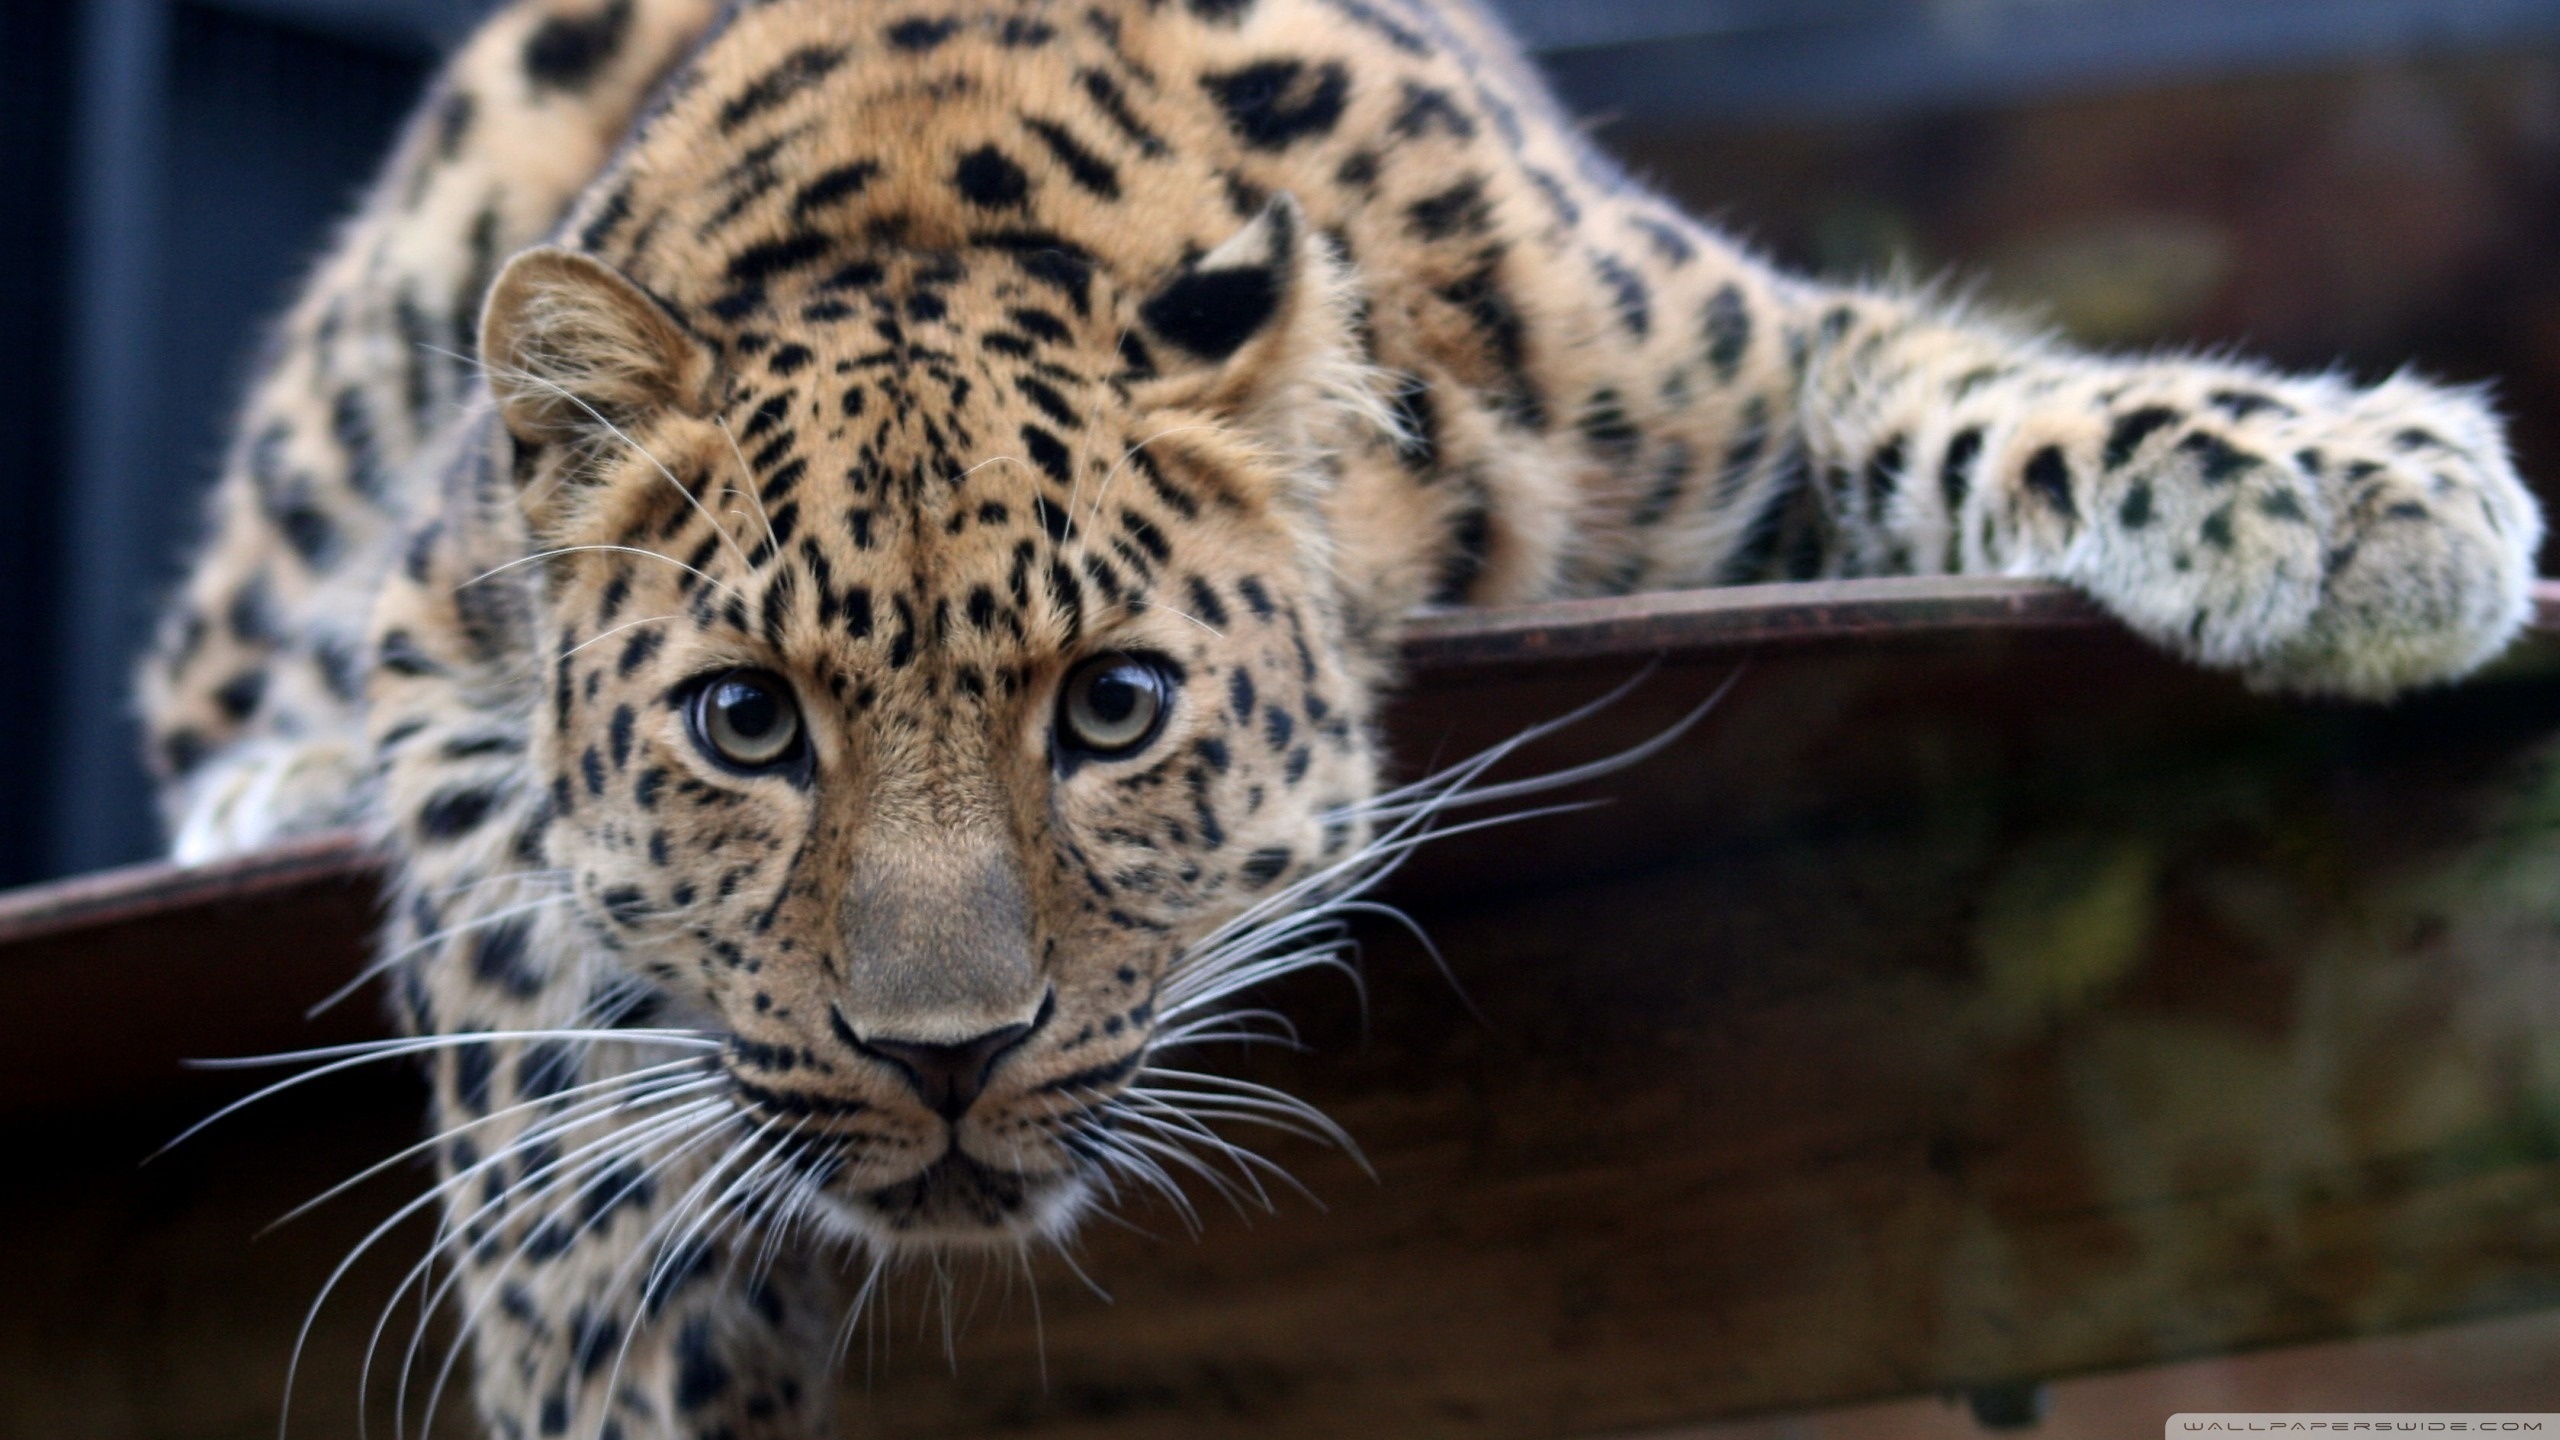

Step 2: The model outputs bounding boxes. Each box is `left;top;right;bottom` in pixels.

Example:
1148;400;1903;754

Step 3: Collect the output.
137;0;2543;1433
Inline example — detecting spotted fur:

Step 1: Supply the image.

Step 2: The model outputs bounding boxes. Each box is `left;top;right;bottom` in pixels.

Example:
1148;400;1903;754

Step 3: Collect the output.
141;0;2544;1434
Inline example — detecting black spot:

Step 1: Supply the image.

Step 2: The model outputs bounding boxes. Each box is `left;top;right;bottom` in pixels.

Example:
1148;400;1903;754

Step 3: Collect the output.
955;146;1031;208
1185;577;1230;629
1628;441;1695;529
1389;80;1473;139
420;784;503;841
1437;253;1543;429
820;259;886;292
792;161;880;216
600;885;652;927
453;1040;493;1114
1940;428;1984;517
2117;481;2155;529
1023;118;1120;198
1294;0;1411;48
517;1041;580;1101
2023;446;2078;522
1592;252;1651;339
885;15;961;49
1022;425;1075;487
571;1310;625;1377
2179;431;2260;484
1141;263;1279;362
472;917;544;998
978;230;1098;315
1241;847;1292;888
718;46;848;133
162;728;210;776
617;627;662;677
1578;389;1641;464
674;1318;731;1411
522;0;631;92
1122;510;1171;564
1633;214;1696;266
1862;435;1905;524
1079;69;1169;156
609;704;636;768
2103;406;2181;469
1434;494;1491;604
1017;375;1079;428
433;88;475;158
1406;175;1493;241
2200;504;2236;550
278;503;340;570
2209;389;2293;421
726;232;832;287
1718;452;1806;584
2257;488;2308;523
213;669;266;722
1201;60;1352;151
332;387;385;499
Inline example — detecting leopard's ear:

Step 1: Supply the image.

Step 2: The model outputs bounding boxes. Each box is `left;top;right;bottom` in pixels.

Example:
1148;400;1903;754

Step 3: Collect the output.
480;246;710;453
1131;194;1387;447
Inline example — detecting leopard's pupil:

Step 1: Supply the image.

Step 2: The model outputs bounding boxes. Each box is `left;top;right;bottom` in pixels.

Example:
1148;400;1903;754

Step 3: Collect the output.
1087;673;1139;724
719;682;777;736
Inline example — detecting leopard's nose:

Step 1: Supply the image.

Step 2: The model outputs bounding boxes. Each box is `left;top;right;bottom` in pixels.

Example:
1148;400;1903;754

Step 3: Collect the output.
858;1013;1039;1120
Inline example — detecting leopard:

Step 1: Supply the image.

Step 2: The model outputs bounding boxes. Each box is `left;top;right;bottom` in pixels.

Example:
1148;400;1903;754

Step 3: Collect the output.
137;0;2544;1434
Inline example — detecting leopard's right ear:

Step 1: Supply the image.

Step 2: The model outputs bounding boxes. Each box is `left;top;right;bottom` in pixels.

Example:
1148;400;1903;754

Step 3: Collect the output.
480;246;711;454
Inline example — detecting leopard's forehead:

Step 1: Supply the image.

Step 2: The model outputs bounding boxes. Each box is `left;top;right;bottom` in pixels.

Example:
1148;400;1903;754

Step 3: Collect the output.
706;245;1130;530
555;251;1305;736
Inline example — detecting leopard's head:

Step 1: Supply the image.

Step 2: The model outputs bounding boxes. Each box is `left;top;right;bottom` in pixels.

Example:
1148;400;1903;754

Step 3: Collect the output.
478;196;1393;1246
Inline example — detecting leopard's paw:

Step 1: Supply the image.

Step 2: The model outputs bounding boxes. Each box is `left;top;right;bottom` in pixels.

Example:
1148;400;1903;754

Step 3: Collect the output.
2241;440;2541;699
168;736;369;865
2047;375;2540;699
2050;423;2333;678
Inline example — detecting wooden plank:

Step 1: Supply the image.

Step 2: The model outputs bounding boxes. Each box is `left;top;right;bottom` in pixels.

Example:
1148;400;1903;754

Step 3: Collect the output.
7;575;2560;1439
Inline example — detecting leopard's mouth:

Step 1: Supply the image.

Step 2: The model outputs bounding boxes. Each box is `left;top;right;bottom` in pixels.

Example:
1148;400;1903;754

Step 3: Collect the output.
807;1150;1090;1249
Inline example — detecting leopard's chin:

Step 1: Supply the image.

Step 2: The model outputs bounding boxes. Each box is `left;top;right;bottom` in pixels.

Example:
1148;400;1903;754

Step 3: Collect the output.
806;1152;1090;1251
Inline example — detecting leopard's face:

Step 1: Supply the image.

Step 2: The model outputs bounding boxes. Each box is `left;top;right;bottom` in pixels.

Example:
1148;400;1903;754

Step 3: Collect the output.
485;218;1382;1246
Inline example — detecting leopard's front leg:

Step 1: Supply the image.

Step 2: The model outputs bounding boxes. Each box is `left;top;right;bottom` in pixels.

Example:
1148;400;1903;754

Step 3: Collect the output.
142;0;720;858
406;1030;850;1439
1797;295;2541;697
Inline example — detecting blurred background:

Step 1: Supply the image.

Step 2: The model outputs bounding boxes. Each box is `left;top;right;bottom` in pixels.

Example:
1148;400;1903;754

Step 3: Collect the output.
5;0;2560;887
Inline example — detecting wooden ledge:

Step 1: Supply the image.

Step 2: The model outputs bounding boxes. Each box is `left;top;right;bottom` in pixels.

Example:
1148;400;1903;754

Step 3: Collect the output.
1402;574;2560;671
9;575;2560;1439
0;578;2125;962
7;575;2556;959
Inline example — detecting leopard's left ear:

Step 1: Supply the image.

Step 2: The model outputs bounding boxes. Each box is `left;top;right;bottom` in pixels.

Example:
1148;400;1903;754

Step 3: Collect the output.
1130;194;1390;449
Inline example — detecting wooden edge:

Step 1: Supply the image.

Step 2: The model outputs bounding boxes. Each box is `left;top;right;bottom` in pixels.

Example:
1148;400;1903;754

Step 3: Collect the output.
0;829;375;950
1398;576;2560;672
3;576;2554;941
1396;575;2110;672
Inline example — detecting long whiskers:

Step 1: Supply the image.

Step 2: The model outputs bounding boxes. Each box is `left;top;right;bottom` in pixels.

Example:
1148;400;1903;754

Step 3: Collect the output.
1109;668;1744;1246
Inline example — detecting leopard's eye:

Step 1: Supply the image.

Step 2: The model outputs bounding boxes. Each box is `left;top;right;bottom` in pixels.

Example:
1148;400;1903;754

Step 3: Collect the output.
1058;654;1172;760
690;670;804;770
